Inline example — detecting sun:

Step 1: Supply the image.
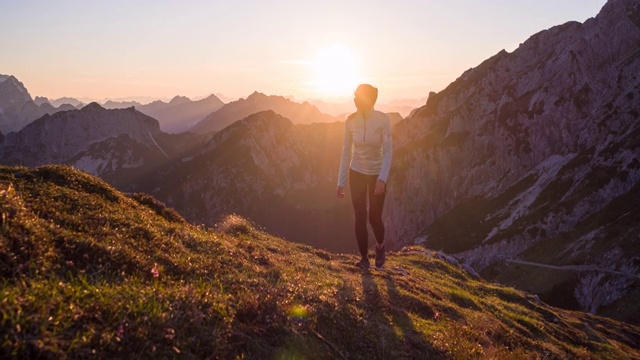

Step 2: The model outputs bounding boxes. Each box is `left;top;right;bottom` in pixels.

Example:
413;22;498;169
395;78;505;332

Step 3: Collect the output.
311;45;361;98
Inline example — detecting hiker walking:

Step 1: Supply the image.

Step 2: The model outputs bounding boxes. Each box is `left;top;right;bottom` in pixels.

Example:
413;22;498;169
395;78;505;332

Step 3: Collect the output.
336;84;393;270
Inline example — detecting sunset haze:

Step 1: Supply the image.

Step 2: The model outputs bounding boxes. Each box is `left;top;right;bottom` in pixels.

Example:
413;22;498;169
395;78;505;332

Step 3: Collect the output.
1;0;606;104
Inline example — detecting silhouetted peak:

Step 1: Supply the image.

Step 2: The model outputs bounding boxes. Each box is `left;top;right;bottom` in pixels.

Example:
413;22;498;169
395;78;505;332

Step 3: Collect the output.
247;91;268;100
169;95;190;105
0;74;18;85
601;0;638;16
52;97;83;106
235;110;294;130
201;93;224;103
34;96;51;106
82;102;105;111
0;74;32;101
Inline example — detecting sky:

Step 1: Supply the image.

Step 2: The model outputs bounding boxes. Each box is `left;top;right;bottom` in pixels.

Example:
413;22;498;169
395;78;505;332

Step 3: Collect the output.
0;0;607;104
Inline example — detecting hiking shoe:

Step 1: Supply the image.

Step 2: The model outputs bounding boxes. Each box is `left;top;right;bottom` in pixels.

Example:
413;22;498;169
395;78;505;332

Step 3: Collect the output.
355;257;370;270
375;244;386;269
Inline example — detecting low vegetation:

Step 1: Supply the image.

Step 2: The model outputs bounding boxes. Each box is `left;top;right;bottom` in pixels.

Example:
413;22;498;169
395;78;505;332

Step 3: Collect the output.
1;165;638;359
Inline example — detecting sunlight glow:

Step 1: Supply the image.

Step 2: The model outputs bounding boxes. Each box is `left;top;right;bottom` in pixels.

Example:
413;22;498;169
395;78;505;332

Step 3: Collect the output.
310;44;361;98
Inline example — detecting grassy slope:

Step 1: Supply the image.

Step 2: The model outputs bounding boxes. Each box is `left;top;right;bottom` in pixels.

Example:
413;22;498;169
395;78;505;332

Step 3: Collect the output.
1;165;638;359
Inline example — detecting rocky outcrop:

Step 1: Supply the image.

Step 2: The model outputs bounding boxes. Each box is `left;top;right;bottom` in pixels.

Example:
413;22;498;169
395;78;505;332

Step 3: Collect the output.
385;0;640;319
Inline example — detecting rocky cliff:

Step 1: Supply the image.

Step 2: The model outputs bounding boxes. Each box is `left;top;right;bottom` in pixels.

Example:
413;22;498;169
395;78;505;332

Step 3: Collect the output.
386;0;640;320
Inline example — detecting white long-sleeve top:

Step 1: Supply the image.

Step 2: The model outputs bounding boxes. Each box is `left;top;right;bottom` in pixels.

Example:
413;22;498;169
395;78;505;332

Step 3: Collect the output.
337;109;393;188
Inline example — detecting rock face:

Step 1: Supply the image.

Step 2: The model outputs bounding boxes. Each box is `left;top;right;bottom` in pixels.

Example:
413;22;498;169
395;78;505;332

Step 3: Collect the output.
0;103;206;190
385;0;640;320
189;92;341;133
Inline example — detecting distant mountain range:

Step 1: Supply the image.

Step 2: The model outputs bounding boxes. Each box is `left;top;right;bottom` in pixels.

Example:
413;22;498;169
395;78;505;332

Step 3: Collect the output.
1;0;638;325
189;92;343;133
1;79;413;135
35;96;85;108
102;94;225;133
27;92;380;134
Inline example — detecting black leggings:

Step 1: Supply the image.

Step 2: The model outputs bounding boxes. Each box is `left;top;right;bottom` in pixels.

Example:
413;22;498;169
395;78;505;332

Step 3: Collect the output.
349;169;385;258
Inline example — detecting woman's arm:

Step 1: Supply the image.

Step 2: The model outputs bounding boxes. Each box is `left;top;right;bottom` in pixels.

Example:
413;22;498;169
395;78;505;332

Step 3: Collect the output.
337;118;353;191
377;114;393;184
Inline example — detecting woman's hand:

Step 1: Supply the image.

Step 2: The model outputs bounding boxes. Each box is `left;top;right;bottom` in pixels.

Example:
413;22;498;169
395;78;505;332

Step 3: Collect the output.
336;186;345;199
374;180;386;195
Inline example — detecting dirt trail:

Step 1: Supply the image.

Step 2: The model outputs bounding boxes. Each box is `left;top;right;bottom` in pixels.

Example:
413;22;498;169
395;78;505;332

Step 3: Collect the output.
505;259;640;279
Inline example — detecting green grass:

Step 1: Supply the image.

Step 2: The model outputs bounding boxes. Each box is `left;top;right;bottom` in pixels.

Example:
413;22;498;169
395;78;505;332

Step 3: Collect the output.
1;165;639;358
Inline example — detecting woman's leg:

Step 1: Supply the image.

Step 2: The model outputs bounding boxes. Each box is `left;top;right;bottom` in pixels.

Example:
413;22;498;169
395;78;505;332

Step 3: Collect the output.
368;177;386;246
349;169;369;258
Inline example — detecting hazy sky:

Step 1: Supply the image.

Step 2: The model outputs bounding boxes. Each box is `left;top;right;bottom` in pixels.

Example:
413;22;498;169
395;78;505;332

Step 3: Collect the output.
1;0;606;103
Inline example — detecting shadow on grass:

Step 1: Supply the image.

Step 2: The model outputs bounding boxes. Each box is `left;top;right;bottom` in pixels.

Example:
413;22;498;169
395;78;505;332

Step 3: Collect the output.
359;272;444;359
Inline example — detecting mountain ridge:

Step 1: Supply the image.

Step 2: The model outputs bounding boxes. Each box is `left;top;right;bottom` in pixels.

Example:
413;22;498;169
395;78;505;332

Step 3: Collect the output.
102;93;225;133
189;91;342;133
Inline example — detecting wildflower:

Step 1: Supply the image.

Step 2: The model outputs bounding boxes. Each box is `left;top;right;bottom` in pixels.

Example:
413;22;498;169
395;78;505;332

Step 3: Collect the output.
434;312;440;321
164;327;176;341
116;325;124;341
151;263;160;278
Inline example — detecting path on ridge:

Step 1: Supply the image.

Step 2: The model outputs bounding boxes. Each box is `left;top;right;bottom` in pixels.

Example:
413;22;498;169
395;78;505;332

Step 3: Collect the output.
505;259;640;279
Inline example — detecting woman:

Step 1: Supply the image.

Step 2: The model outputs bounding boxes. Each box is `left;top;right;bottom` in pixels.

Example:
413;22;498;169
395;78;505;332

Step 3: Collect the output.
336;84;392;270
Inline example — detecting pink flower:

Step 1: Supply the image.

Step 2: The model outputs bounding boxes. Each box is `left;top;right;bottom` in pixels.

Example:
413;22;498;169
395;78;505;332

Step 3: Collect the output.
151;264;160;278
116;325;124;338
434;312;440;321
